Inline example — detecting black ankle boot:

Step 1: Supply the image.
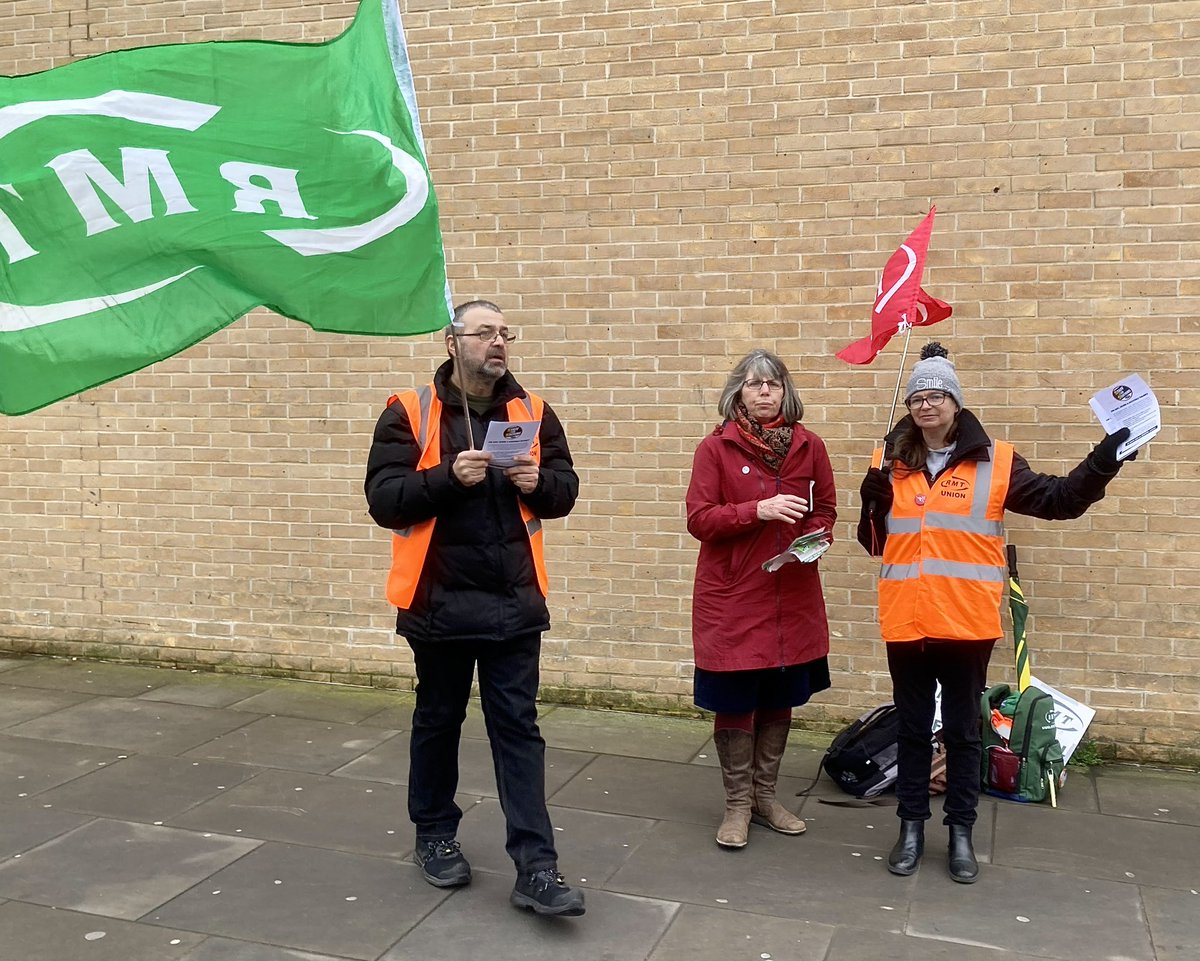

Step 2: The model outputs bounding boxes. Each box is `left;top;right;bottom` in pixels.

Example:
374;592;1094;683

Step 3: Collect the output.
887;819;924;876
948;824;979;883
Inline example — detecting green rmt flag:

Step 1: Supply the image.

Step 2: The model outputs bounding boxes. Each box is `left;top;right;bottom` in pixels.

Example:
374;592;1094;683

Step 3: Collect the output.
0;0;450;415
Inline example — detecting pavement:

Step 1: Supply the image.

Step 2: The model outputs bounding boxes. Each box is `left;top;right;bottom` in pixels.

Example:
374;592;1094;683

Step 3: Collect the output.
0;655;1198;961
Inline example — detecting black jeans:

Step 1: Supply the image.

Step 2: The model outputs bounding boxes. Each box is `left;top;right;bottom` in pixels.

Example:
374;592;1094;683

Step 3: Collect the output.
406;633;557;873
887;638;995;827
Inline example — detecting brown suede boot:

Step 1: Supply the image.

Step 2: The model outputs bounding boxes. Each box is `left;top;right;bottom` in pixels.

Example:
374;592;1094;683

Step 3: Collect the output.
713;728;755;849
750;719;807;835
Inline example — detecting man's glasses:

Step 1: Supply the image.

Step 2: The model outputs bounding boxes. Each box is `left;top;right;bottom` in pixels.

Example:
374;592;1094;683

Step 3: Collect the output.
906;391;949;410
461;327;517;343
744;379;783;392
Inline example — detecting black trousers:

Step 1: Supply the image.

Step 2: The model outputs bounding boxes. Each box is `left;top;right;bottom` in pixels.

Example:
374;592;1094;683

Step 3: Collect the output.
886;638;995;827
406;633;558;873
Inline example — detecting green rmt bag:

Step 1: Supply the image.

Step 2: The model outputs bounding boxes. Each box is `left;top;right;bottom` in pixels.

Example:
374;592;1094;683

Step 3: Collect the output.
980;684;1065;803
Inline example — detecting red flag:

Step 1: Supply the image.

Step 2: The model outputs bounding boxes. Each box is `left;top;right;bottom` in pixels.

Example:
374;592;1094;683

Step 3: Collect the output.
836;209;951;365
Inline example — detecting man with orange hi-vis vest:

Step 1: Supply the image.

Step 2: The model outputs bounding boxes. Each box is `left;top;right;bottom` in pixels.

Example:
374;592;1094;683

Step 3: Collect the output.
856;343;1139;885
365;300;583;918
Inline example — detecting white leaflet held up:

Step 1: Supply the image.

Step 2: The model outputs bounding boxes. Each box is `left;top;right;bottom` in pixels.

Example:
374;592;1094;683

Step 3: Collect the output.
481;420;540;468
1088;374;1159;459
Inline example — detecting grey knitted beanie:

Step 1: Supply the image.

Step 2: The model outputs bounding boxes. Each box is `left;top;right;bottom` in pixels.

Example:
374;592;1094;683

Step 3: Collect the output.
905;342;963;408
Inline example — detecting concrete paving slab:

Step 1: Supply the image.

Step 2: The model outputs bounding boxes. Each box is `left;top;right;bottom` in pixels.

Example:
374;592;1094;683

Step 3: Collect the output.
183;715;397;774
824;925;1050;961
909;863;1154;960
0;733;125;799
0;684;91;729
229;684;404;724
0;658;25;673
4;698;255;754
1142;886;1200;961
180;938;349;961
795;799;996;865
454;797;657;885
0;799;92;859
170;768;410;857
358;698;496;740
992;803;1200;890
146;841;449;960
380;869;678;961
0;657;1196;961
607;819;910;930
0;900;205;961
538;707;711;762
548;753;806;828
0;819;259;919
330;731;593;799
1094;764;1200;826
0;660;175;697
138;674;275;709
646;902;836;961
37;754;258;823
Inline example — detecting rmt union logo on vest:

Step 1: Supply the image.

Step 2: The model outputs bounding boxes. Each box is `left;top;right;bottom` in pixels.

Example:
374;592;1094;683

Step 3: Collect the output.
941;477;971;500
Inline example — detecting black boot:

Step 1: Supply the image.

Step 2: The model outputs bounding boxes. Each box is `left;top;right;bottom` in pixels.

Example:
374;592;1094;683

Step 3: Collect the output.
948;824;979;883
887;819;924;876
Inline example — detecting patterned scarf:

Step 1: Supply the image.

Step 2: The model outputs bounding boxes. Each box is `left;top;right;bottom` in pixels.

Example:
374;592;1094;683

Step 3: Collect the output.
732;400;793;472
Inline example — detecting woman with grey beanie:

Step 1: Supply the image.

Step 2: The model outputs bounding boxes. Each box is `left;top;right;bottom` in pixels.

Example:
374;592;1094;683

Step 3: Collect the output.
856;342;1137;884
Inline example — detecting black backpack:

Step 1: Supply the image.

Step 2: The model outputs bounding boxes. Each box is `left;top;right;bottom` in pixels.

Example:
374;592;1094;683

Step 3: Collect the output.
821;703;900;799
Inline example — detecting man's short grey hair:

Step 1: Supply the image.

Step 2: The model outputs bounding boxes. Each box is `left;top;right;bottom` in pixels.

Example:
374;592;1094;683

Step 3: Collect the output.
716;349;805;423
444;299;502;337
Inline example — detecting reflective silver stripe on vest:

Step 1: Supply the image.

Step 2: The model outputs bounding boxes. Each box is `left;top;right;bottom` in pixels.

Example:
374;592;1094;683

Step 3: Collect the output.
970;446;996;519
887;517;923;534
921;559;1006;582
922;513;1005;536
526;517;542;538
880;560;1004;582
880;562;920;581
414;384;434;451
511;395;535;421
392;384;437;539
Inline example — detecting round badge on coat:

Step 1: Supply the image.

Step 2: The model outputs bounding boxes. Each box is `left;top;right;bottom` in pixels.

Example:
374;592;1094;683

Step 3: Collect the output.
742;466;750;474
915;494;927;505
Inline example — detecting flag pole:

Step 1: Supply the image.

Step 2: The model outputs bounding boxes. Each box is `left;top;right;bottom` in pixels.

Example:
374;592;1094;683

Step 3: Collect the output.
881;324;914;454
449;322;476;450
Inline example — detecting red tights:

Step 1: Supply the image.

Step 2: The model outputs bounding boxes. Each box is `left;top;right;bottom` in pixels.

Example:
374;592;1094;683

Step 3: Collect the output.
714;707;792;733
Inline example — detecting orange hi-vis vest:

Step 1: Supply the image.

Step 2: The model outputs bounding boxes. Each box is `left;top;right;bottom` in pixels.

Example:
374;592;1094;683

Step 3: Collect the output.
874;441;1014;642
384;384;547;610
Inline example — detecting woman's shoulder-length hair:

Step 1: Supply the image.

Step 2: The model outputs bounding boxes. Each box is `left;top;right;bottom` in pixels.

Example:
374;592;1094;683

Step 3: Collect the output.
716;349;804;423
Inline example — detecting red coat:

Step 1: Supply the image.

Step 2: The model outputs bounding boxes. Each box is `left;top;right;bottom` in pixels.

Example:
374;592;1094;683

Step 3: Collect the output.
686;421;837;672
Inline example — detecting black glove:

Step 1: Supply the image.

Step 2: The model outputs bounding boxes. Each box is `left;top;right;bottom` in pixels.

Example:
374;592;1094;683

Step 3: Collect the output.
860;467;894;512
1092;427;1138;474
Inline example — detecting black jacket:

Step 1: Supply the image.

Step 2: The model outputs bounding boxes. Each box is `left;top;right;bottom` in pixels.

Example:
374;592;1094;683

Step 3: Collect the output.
365;360;578;642
857;409;1121;555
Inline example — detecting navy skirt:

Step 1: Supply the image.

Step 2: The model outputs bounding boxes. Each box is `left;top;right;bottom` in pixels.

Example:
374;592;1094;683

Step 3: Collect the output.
693;657;831;714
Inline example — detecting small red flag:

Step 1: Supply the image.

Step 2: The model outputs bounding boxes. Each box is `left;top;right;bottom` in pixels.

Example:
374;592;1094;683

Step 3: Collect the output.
836;208;952;365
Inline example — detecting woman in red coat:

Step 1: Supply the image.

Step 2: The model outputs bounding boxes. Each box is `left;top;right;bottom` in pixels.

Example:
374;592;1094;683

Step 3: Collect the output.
686;349;838;849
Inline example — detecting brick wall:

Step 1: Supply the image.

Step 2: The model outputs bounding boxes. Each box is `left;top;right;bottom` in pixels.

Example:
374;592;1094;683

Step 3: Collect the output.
2;0;1197;762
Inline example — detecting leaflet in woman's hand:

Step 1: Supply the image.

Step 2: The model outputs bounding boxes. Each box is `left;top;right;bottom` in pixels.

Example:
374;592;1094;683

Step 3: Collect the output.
762;528;831;572
1088;374;1159;459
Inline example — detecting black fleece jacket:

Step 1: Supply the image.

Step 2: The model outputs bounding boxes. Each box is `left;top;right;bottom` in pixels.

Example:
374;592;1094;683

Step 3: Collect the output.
857;409;1122;556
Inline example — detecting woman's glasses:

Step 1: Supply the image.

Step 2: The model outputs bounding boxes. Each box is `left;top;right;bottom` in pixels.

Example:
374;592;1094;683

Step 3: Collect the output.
743;379;783;392
906;391;949;410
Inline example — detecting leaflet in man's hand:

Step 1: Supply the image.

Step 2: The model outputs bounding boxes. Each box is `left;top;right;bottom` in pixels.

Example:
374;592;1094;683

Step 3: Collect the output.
762;528;831;572
482;420;540;467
